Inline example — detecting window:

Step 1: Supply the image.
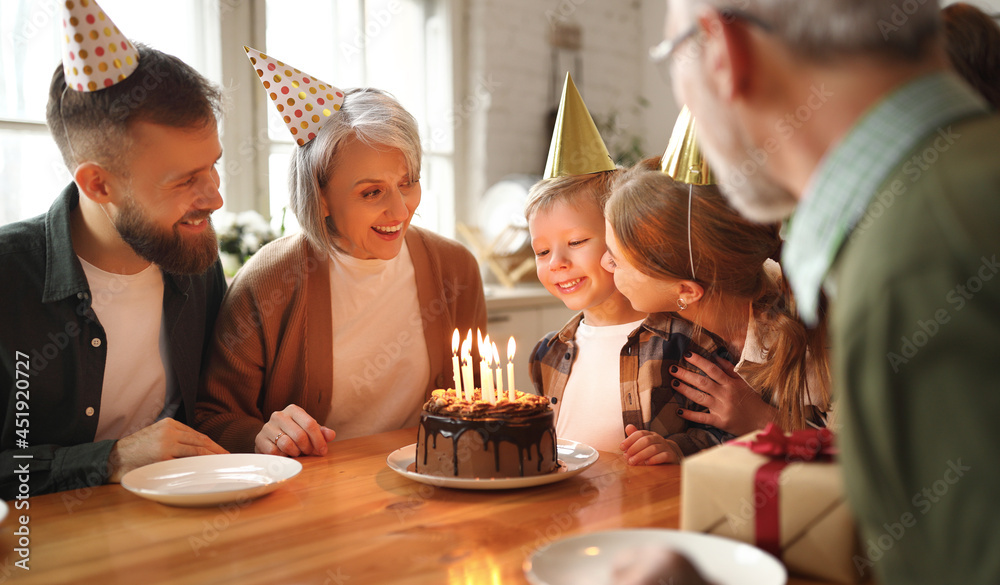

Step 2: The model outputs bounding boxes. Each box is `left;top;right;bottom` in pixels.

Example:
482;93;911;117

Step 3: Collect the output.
0;0;454;238
0;0;218;226
259;0;455;236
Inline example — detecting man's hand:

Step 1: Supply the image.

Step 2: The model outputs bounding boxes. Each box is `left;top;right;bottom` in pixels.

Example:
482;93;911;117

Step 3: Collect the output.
107;418;228;483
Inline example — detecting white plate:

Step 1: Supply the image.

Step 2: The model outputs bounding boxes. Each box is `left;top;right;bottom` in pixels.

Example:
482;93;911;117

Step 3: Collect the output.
477;175;537;255
121;454;302;507
524;529;786;585
386;438;599;490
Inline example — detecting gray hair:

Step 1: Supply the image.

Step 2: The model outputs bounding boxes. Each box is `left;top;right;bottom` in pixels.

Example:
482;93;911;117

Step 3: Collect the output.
695;0;943;62
288;88;421;254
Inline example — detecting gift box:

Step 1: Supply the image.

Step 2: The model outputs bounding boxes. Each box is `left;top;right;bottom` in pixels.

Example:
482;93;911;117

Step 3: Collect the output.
680;424;862;583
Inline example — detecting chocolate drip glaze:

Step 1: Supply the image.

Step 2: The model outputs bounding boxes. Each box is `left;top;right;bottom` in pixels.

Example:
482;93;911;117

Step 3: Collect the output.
417;410;557;478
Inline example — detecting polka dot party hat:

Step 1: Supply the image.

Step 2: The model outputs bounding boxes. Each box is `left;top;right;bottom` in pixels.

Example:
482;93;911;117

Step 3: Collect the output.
244;46;345;147
59;0;140;92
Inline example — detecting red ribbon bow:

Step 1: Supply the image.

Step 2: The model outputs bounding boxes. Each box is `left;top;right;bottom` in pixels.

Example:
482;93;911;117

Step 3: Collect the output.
737;423;836;559
746;423;836;461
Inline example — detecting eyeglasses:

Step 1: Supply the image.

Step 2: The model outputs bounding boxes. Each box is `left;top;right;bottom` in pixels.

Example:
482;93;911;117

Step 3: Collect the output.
649;8;772;68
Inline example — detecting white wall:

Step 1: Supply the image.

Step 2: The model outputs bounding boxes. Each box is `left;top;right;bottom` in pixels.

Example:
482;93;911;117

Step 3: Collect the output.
456;0;1000;227
457;0;676;225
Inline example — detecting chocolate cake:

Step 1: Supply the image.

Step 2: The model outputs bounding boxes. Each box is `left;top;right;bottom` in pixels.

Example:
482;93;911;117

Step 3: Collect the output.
415;389;558;479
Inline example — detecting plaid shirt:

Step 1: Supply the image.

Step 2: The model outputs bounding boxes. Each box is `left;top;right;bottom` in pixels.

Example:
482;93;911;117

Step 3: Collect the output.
528;312;735;455
783;73;988;325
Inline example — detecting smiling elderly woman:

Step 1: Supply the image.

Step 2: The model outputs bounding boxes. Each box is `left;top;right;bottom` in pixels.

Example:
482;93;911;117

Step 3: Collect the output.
195;87;486;455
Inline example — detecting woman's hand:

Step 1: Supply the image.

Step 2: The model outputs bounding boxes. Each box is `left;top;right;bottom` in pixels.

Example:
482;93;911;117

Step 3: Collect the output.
672;352;778;436
620;424;683;465
255;404;337;457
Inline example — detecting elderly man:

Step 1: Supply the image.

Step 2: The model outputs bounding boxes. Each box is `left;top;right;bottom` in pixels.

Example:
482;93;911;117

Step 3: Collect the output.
655;1;1000;584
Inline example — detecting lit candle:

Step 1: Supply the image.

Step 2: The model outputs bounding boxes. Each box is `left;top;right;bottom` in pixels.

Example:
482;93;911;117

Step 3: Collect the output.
451;329;462;400
461;333;474;401
483;334;496;403
476;329;485;402
491;342;502;401
507;337;517;402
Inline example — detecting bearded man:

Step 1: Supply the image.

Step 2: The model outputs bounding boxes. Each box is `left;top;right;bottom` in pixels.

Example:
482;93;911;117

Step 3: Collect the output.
0;10;227;498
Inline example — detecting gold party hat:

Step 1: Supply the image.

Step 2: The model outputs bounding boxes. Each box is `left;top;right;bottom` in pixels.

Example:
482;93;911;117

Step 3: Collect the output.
661;106;715;185
245;46;345;146
59;0;140;92
543;72;616;179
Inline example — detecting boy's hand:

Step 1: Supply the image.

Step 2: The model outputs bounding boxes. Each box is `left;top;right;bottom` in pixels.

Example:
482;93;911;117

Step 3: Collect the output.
621;424;683;465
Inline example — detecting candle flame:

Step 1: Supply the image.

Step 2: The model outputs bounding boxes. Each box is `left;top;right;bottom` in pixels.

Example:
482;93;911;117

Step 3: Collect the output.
476;328;483;349
507;336;516;360
492;342;500;365
461;336;472;362
452;329;460;354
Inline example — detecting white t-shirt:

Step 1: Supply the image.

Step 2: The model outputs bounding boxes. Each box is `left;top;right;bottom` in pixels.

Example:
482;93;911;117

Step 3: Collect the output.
556;318;645;453
79;257;176;442
325;241;429;440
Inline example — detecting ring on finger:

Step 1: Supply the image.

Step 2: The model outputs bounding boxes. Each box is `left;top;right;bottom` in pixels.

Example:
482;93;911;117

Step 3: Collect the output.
273;431;286;443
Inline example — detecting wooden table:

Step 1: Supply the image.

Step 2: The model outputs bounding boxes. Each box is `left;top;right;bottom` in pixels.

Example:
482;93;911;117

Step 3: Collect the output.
2;428;839;584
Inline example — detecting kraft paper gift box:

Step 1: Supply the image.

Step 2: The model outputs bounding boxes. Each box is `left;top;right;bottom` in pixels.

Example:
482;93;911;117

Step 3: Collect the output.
680;424;862;583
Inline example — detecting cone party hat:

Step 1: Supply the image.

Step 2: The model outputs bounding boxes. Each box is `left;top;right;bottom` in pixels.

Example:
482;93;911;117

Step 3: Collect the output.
661;106;715;185
60;0;140;92
245;46;345;147
543;72;616;179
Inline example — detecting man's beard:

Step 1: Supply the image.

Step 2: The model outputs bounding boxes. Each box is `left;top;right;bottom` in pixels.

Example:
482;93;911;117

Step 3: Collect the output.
113;193;219;275
685;79;799;223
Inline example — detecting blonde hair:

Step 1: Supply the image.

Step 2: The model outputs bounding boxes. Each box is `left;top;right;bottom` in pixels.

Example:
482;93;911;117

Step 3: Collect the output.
524;170;620;222
288;88;421;254
606;160;830;430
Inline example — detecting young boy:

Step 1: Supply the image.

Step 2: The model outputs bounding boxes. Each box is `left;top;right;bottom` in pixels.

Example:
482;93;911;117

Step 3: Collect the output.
527;74;729;465
526;171;652;456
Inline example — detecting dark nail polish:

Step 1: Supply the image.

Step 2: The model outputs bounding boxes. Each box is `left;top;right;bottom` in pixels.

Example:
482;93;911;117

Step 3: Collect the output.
671;380;680;388
669;365;678;374
677;409;684;416
684;351;692;358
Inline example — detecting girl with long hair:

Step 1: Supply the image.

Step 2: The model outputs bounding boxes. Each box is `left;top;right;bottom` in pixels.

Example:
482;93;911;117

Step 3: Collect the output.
604;160;830;445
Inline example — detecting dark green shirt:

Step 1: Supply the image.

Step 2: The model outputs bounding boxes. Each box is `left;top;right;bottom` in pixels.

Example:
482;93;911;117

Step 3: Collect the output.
0;184;226;499
829;96;1000;582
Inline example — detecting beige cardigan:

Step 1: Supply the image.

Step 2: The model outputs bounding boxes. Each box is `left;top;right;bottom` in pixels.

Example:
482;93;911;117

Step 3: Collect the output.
195;227;487;452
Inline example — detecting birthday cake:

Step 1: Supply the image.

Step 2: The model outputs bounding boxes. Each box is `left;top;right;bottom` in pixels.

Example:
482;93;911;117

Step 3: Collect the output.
415;389;558;479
